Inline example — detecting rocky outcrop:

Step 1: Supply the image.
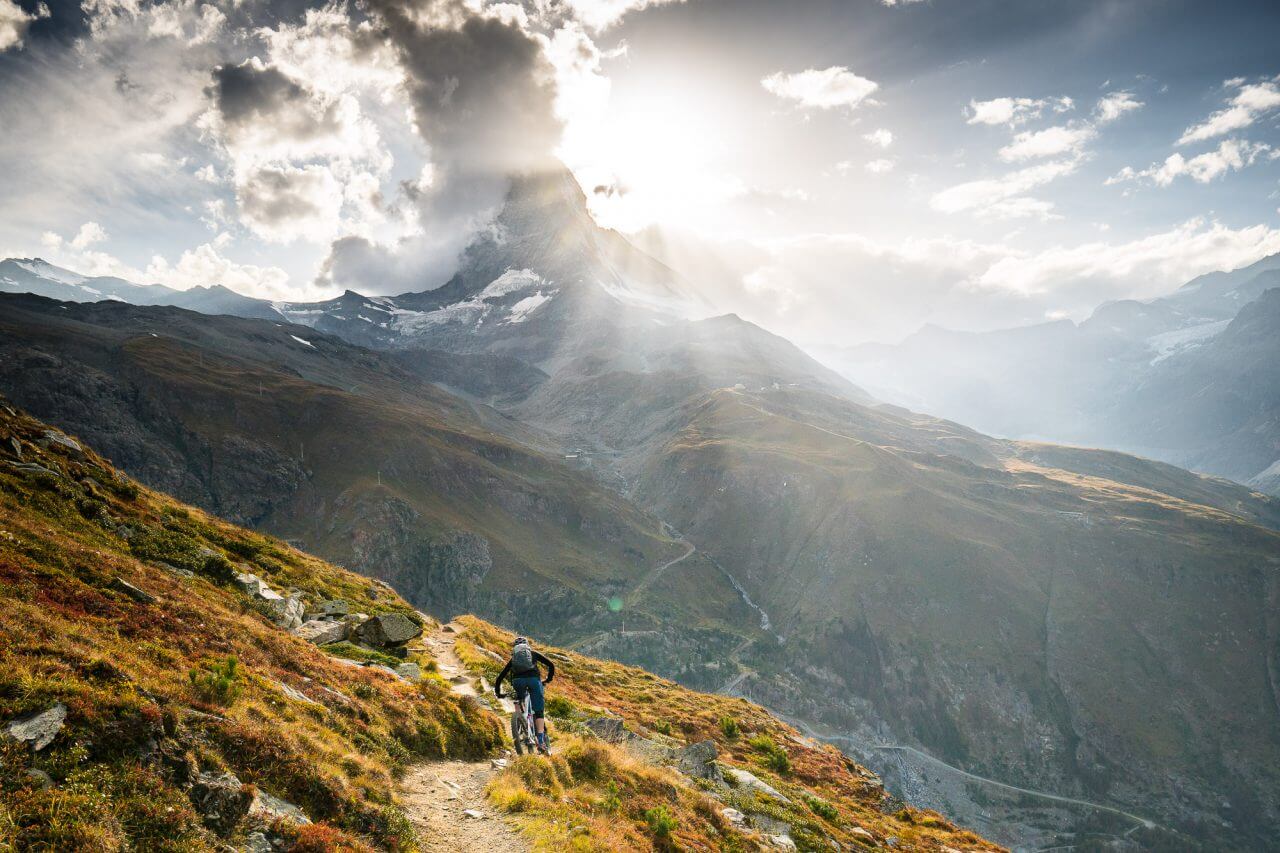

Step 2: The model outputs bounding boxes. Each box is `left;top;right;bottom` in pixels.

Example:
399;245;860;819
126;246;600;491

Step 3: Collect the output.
292;619;348;645
235;572;304;630
4;703;66;751
673;739;720;782
189;771;252;836
354;612;422;648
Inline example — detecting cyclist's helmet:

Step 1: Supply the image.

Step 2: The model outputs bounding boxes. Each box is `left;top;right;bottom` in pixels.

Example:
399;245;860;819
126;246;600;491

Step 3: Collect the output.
514;636;528;647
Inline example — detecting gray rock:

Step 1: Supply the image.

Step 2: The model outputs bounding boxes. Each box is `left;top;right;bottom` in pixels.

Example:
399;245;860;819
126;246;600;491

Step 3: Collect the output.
6;460;60;478
721;807;746;826
159;561;195;579
582;715;629;743
40;430;84;458
722;766;791;804
269;680;321;706
248;789;311;826
110;577;155;604
24;768;53;789
292;618;347;645
234;572;268;597
394;663;422;682
768;835;797;850
5;703;67;751
316;598;349;617
243;831;273;853
354;612;422;648
8;436;22;459
189;770;252;836
673;739;720;781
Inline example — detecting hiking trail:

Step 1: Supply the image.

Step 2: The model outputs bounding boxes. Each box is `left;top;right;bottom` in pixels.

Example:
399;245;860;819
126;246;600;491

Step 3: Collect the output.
399;621;529;852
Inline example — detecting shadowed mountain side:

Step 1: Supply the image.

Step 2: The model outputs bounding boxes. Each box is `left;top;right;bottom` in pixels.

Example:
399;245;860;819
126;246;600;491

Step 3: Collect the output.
625;385;1280;848
0;294;763;688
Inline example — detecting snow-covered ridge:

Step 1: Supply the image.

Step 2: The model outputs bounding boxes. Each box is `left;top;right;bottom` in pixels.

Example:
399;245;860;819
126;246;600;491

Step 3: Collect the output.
1146;319;1229;365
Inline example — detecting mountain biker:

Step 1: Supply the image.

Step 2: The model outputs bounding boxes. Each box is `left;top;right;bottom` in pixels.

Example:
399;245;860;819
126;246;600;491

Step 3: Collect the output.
494;636;556;753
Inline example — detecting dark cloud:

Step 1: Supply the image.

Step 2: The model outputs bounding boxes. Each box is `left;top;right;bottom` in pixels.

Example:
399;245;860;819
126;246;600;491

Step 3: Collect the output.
368;0;562;178
208;58;336;140
316;0;566;293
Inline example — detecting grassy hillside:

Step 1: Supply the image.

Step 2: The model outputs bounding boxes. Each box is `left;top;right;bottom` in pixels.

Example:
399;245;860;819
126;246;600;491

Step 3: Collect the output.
0;397;1002;851
0;396;504;850
452;617;1002;852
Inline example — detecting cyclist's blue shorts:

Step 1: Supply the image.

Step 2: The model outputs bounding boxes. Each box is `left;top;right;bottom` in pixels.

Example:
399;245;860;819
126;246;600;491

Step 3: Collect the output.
513;675;545;718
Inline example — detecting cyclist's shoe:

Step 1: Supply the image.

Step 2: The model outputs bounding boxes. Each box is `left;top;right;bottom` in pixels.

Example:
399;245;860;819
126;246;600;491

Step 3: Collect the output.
536;733;550;755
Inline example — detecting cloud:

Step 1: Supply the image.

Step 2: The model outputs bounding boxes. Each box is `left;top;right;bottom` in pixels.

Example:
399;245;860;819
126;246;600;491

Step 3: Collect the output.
998;124;1096;161
865;158;895;174
863;128;893;148
966;95;1072;126
1094;90;1143;123
0;0;45;51
931;158;1079;219
762;66;879;110
562;0;686;32
1107;138;1270;187
975;217;1280;297
1178;79;1280;145
237;164;344;243
70;221;108;250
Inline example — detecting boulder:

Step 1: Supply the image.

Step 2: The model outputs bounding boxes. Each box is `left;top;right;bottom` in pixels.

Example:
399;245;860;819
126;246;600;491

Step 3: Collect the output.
5;703;67;751
248;789;310;826
354;613;422;648
673;739;720;781
721;807;746;826
189;770;252;836
292;619;347;645
394;663;422;682
110;577;155;604
582;715;629;743
315;599;349;617
234;572;269;597
244;832;273;853
722;766;791;804
769;835;797;850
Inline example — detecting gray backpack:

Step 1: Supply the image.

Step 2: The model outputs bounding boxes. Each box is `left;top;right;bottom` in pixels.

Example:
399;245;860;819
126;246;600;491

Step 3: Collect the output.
511;641;534;672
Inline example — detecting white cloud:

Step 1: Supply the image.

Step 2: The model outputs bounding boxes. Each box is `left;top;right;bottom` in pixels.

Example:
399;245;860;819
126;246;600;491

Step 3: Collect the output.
70;222;108;250
0;0;45;52
762;66;879;111
863;128;894;148
1094;91;1143;123
865;158;895;174
143;242;298;299
562;0;686;32
931;158;1079;218
998;124;1096;161
1178;80;1280;145
966;95;1072;126
976;217;1280;296
1108;138;1270;187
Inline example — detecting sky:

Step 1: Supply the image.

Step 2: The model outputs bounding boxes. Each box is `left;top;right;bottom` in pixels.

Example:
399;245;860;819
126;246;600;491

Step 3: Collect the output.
1;0;1279;344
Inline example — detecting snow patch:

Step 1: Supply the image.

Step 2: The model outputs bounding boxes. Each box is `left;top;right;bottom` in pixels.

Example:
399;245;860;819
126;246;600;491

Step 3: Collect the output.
289;335;315;348
15;260;87;286
1147;319;1230;365
504;290;555;324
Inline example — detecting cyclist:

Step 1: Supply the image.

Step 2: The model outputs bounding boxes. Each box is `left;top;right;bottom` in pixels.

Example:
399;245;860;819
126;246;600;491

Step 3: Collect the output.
494;636;556;754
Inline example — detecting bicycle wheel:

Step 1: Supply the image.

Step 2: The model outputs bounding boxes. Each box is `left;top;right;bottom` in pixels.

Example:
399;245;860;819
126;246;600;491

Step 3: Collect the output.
510;712;527;755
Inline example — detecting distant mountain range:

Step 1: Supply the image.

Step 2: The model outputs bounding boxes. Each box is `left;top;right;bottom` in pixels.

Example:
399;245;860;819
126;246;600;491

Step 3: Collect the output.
2;170;1279;850
829;253;1280;494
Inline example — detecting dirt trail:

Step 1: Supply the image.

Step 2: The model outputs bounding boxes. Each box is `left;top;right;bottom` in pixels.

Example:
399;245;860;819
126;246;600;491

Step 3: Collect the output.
399;622;528;852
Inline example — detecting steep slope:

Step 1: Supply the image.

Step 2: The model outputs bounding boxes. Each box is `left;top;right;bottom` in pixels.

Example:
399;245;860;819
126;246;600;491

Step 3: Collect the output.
0;396;504;850
623;385;1280;849
0;293;764;687
1103;286;1280;485
0;398;1000;852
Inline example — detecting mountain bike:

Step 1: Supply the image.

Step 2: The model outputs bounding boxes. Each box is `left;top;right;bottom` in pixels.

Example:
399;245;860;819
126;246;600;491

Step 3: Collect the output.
508;691;549;755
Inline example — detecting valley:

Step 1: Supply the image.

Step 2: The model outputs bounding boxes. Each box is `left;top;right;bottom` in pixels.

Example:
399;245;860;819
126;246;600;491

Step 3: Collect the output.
2;172;1279;851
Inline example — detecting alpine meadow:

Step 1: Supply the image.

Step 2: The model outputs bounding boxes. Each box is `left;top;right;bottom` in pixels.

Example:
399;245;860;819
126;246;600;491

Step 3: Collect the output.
1;1;1279;851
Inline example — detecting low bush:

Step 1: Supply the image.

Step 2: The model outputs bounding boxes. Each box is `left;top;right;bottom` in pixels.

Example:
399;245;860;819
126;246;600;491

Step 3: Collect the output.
188;657;243;706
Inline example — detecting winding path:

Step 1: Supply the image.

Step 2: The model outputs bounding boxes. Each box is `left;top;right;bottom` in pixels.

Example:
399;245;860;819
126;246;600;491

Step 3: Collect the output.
400;623;527;852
